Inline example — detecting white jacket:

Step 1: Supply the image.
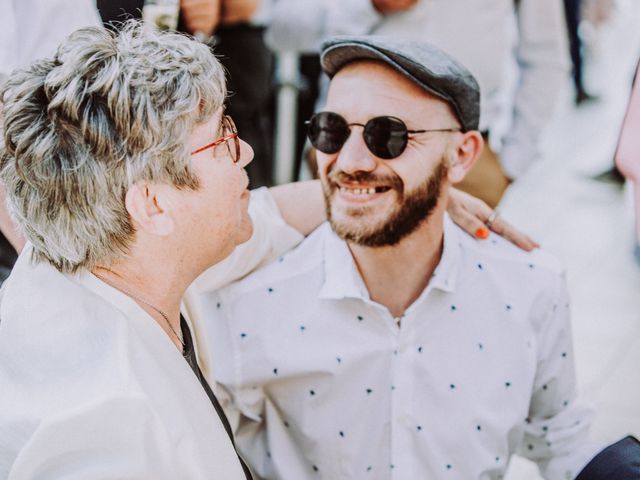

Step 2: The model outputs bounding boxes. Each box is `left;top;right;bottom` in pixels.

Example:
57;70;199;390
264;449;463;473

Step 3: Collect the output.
0;188;303;479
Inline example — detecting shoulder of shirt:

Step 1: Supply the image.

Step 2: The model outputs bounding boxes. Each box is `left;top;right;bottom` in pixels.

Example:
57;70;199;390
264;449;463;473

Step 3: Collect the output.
0;255;151;398
219;222;331;303
453;222;565;278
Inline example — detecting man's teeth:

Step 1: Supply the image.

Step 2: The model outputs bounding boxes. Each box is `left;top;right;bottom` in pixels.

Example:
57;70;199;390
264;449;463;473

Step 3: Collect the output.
340;187;379;195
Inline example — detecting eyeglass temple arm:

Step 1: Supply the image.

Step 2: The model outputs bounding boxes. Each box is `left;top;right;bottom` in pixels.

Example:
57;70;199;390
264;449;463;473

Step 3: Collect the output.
409;128;461;133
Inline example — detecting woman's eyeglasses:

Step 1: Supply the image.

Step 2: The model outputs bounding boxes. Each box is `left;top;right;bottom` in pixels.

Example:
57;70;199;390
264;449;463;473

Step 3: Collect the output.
190;115;240;163
306;111;460;160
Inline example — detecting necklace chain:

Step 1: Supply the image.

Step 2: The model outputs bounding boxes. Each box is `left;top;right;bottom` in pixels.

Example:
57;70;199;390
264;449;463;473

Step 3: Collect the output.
93;269;185;352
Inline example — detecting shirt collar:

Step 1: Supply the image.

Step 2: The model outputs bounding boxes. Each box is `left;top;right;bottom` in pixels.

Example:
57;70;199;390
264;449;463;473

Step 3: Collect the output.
72;267;196;355
318;214;462;301
319;214;461;300
318;224;370;301
429;213;462;293
73;268;158;322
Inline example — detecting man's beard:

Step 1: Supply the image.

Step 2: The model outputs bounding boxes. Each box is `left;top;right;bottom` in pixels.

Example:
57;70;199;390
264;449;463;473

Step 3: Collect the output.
323;159;448;247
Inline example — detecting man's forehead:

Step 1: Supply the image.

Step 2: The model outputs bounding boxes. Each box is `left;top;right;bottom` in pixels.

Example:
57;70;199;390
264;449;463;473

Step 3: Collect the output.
332;60;416;85
330;60;442;100
327;60;451;117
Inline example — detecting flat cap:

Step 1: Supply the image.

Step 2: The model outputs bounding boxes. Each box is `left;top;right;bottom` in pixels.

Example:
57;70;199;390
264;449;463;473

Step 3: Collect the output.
320;36;480;132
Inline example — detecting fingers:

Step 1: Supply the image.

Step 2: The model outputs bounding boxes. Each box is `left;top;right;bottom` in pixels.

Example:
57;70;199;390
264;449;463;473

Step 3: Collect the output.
446;188;540;252
487;216;540;252
180;0;221;35
446;190;490;240
372;0;418;15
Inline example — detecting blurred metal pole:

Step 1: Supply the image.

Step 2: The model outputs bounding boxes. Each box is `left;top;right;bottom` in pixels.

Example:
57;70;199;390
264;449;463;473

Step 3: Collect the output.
273;52;300;185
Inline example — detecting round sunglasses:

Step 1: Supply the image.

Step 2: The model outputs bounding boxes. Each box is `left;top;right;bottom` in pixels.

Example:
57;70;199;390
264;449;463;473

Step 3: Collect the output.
306;111;460;160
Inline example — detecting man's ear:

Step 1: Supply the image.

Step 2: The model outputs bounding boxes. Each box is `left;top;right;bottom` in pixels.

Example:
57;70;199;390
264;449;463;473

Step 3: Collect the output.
125;183;175;236
447;131;484;184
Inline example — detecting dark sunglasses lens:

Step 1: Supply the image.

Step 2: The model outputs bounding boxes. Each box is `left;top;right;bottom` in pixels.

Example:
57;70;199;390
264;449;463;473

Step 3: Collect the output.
364;116;408;159
307;112;350;154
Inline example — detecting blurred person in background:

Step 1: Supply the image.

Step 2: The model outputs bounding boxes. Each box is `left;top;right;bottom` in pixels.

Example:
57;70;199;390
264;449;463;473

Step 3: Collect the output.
0;0;101;281
267;0;570;209
582;0;615;27
615;57;640;263
563;0;598;104
0;0;100;83
211;0;276;188
0;22;268;478
97;0;276;187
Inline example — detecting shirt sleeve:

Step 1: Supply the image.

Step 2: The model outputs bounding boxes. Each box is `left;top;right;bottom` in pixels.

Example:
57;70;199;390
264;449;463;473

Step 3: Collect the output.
0;0;18;83
265;0;329;53
575;436;640;479
500;0;570;179
324;0;382;37
190;187;304;294
4;396;179;480
3;0;102;80
265;0;382;53
517;273;602;479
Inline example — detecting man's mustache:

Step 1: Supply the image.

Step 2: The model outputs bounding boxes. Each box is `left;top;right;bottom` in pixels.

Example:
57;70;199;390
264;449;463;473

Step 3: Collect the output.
327;169;404;194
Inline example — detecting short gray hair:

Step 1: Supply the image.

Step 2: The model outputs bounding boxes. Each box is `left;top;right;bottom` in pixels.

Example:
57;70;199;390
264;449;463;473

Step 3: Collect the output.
0;21;226;273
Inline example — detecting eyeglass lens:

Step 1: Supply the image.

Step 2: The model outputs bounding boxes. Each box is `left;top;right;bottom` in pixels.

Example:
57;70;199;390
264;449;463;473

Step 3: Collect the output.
223;116;241;163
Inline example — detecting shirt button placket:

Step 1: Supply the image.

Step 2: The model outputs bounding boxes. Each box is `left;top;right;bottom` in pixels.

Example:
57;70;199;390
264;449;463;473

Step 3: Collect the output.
390;311;413;479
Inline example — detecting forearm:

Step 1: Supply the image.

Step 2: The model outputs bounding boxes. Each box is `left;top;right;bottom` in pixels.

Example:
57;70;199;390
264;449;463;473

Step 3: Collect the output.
180;0;221;36
221;0;261;25
269;180;326;236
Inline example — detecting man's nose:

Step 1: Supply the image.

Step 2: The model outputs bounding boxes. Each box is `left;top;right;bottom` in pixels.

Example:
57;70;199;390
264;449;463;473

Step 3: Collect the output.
336;128;378;175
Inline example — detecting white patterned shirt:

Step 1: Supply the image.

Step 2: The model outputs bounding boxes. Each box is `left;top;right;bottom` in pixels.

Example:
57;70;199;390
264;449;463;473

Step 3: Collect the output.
206;217;600;480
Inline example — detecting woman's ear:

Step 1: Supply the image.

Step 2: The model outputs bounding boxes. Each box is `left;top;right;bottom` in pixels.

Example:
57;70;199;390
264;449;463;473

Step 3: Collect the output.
447;131;484;184
125;182;175;236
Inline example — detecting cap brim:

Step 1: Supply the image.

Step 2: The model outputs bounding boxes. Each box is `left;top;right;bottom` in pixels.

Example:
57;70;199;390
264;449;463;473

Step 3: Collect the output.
321;42;453;107
321;40;476;131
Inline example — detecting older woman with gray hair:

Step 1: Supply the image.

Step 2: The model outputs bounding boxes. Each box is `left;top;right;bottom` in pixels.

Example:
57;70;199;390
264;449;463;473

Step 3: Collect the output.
0;19;536;479
0;21;309;479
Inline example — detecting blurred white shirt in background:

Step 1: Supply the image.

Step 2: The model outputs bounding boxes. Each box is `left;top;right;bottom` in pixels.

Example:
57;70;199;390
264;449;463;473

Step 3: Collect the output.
267;0;570;180
0;0;101;82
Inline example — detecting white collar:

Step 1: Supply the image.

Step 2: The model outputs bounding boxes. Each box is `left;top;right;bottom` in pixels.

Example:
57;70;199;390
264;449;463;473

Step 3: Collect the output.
318;214;462;302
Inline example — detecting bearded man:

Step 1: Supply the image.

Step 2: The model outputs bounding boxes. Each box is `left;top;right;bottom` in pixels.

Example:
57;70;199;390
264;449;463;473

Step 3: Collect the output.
196;37;613;479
